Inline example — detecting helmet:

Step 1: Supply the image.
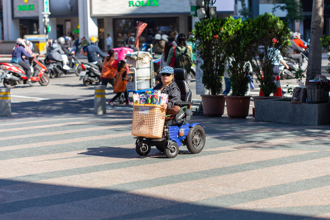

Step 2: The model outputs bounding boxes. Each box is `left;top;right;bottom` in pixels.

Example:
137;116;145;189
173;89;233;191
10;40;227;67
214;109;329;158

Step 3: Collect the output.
161;34;168;41
128;36;135;44
293;32;300;39
155;34;161;40
17;39;26;47
65;36;70;41
16;38;22;44
58;37;65;44
90;36;98;43
289;32;294;39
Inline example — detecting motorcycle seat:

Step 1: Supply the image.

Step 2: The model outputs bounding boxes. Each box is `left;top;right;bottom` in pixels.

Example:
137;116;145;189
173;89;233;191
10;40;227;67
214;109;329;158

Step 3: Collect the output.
88;63;99;70
10;63;26;72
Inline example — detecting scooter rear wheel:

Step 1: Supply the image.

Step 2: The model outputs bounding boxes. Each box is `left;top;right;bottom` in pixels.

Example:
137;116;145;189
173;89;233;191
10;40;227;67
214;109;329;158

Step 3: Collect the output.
186;125;206;154
3;79;16;89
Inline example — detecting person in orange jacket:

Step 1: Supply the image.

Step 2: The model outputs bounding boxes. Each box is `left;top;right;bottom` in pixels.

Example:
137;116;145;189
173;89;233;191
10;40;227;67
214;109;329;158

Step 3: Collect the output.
101;49;118;88
108;60;133;107
293;32;307;50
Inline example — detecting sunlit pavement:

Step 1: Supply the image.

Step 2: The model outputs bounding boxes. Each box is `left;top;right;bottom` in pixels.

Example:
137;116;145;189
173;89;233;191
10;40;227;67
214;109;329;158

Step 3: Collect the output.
1;56;330;219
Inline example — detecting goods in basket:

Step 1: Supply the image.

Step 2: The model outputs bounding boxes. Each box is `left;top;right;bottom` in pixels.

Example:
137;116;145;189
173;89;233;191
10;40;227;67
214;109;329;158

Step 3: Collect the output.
132;91;168;105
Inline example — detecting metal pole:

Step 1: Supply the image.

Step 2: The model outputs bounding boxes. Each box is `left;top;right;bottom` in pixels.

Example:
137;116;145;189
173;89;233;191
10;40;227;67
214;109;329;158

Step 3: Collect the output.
0;88;11;117
94;85;106;115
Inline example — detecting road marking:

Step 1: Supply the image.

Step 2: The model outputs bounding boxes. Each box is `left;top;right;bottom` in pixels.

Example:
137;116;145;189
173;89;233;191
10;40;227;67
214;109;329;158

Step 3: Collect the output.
0;132;132;152
0;124;131;141
0;118;132;133
11;95;50;101
131;156;330;204
34;150;311;189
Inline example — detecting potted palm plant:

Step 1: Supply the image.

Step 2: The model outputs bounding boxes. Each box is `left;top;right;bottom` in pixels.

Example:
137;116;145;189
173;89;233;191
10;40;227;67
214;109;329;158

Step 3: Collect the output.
193;18;227;117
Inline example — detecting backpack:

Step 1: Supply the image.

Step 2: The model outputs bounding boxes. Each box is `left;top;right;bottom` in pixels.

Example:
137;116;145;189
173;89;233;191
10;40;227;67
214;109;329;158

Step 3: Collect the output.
175;47;193;73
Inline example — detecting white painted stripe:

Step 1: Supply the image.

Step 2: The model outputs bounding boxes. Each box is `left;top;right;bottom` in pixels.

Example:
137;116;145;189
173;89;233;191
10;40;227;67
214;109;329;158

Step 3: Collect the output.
11;95;50;101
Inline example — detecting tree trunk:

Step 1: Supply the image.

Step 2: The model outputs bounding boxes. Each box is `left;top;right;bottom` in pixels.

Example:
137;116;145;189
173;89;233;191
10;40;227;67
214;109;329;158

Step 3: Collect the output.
307;0;324;81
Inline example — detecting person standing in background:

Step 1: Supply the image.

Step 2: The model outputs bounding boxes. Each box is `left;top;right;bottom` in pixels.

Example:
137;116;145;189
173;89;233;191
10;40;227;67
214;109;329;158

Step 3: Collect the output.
106;34;113;50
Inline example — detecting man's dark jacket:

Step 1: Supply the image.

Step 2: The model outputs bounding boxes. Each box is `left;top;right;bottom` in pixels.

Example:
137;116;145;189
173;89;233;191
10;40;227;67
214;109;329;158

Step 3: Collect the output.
154;81;181;110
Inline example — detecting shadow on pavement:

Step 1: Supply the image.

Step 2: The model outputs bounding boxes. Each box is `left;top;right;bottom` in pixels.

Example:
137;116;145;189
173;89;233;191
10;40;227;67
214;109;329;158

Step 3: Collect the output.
0;179;324;219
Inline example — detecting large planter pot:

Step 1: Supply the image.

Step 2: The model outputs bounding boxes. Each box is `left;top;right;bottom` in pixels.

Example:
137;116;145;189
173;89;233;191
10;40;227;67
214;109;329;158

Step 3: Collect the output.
225;96;251;119
201;95;225;117
252;96;281;103
252;96;281;117
255;98;330;125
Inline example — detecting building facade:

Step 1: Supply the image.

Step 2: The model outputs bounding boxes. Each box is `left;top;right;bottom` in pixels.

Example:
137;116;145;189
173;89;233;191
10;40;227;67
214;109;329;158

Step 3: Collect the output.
2;0;234;49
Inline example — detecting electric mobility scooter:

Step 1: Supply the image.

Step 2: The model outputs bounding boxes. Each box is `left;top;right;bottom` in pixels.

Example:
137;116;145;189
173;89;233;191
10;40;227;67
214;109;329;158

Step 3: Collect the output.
134;68;206;158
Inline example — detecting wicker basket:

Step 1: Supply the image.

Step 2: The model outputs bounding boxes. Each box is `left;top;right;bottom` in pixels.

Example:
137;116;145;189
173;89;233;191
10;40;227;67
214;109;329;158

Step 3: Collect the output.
132;104;166;139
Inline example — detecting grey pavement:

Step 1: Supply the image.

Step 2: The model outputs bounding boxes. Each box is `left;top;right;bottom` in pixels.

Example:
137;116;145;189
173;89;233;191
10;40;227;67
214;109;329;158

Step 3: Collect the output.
0;55;330;219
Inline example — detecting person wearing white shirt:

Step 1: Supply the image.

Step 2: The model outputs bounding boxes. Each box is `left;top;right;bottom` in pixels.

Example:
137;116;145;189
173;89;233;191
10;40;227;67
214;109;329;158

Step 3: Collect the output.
106;34;113;50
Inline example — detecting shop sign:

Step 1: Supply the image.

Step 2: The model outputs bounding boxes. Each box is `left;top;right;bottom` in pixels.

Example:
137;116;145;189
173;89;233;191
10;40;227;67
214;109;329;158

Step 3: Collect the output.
129;0;159;7
13;0;39;18
18;4;35;11
24;35;47;41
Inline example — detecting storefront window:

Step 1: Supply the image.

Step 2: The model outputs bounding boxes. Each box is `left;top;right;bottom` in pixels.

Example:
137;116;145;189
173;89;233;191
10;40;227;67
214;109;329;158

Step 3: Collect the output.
113;17;179;48
98;19;105;50
19;19;39;38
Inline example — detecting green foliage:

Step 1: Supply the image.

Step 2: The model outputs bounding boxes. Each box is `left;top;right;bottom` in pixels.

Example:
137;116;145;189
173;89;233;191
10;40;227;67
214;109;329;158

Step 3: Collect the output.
320;35;330;49
193;13;290;97
272;0;304;23
239;0;251;18
247;13;291;97
222;18;252;96
193;18;228;95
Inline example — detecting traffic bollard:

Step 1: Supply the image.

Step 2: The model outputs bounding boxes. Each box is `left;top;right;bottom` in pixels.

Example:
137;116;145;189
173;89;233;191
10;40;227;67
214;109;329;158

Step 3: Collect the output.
94;85;106;115
0;88;11;117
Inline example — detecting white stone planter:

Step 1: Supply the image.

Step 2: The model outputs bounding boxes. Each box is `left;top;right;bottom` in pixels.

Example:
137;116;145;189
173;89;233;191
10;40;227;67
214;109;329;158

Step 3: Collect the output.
255;99;330;125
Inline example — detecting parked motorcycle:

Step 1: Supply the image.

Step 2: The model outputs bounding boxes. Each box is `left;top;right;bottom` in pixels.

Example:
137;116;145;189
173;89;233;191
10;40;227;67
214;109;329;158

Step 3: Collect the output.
79;61;102;86
281;52;308;80
44;51;81;78
0;56;50;88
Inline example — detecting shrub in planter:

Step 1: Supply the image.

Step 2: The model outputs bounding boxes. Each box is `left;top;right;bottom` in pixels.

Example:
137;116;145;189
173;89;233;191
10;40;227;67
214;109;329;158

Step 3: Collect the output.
194;18;228;116
222;17;254;118
194;18;227;95
247;13;291;97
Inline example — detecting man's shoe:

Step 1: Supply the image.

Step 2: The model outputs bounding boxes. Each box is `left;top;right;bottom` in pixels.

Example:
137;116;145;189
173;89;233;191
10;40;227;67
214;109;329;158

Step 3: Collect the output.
108;100;114;107
63;65;71;70
28;81;33;86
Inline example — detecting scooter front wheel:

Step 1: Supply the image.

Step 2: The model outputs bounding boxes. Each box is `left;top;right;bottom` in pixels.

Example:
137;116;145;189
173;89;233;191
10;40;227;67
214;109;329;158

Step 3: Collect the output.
165;142;179;158
39;73;50;86
83;74;92;86
136;139;151;156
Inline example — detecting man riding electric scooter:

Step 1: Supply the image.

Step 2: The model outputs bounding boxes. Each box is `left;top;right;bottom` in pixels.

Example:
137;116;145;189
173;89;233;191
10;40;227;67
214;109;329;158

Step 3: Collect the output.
82;37;106;71
58;37;74;70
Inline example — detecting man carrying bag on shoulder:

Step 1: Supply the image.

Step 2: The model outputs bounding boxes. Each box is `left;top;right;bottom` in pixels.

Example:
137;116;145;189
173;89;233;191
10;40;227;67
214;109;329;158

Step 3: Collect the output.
166;33;193;74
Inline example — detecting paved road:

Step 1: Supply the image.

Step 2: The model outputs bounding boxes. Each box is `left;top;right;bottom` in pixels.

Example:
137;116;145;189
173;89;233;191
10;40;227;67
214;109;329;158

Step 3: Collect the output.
1;113;330;219
1;55;330;219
